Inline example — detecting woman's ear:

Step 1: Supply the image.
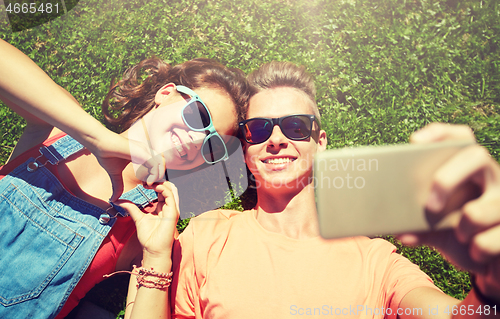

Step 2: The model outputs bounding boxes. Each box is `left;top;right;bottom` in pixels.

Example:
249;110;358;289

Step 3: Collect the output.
154;83;176;106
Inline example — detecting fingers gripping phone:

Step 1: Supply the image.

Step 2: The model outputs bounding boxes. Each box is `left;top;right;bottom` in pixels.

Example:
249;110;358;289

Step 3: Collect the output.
314;140;474;239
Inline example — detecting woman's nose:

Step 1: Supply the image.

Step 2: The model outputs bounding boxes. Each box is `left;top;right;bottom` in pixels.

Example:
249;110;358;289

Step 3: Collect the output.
190;131;208;149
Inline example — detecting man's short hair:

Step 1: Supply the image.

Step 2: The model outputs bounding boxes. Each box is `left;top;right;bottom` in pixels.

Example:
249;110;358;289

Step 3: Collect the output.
247;61;320;123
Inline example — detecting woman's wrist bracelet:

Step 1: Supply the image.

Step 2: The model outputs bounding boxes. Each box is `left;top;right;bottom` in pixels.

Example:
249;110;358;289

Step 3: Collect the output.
134;265;173;290
103;265;173;291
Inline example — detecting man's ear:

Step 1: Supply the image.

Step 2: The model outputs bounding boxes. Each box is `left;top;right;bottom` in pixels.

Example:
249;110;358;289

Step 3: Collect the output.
317;129;327;152
154;83;176;106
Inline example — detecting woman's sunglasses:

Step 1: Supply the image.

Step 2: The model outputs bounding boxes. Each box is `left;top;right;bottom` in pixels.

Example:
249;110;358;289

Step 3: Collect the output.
239;114;319;144
176;85;229;164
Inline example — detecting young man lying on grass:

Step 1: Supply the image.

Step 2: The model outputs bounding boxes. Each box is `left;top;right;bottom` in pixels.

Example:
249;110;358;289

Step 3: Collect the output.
122;62;500;319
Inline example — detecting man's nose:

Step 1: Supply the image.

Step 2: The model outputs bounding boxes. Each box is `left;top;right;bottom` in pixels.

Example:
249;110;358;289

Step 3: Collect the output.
267;125;288;147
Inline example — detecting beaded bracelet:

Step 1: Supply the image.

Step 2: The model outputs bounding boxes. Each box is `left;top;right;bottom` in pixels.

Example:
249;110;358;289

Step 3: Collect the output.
134;265;173;290
103;266;173;291
470;275;500;308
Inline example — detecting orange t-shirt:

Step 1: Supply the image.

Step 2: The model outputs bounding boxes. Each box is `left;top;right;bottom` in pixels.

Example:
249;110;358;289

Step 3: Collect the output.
171;209;440;319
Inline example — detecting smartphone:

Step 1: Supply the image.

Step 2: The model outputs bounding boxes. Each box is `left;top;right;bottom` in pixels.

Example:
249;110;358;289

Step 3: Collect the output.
314;140;474;239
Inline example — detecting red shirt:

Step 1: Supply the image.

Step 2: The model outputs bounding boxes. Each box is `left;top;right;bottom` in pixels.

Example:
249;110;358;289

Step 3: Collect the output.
0;133;150;318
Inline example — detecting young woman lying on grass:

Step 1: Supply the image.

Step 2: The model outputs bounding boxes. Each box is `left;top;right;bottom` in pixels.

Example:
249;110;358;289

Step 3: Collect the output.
124;62;500;319
0;39;251;319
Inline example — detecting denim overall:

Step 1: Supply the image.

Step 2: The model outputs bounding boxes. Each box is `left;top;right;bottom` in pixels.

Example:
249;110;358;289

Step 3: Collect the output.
0;135;157;319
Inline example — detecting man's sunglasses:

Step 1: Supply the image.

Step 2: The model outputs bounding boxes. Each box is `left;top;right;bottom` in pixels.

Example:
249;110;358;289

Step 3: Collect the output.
176;85;228;164
239;114;319;144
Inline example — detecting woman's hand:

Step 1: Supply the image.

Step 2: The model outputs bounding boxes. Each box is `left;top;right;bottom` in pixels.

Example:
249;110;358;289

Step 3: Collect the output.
90;132;166;202
118;182;180;261
399;123;500;302
122;182;177;319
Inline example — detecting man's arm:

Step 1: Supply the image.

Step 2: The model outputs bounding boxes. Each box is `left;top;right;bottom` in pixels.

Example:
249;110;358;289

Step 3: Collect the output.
397;123;500;319
400;286;497;319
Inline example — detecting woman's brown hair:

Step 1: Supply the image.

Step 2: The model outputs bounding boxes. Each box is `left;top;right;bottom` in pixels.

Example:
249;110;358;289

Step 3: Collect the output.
102;58;251;132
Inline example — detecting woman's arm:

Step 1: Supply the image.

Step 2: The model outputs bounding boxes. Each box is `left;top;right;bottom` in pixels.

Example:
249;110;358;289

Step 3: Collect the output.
0;39;159;200
0;39;112;151
120;182;180;319
125;256;173;319
2;83;81;162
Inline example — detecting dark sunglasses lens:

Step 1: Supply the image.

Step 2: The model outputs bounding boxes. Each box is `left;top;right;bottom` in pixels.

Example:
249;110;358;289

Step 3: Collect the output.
245;119;273;144
202;135;227;163
183;100;211;130
282;116;312;140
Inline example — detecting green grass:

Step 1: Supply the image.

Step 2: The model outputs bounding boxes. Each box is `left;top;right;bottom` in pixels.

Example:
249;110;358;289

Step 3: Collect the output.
1;0;499;317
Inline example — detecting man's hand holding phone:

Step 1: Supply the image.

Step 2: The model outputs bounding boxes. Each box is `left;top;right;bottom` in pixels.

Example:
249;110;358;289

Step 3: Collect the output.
400;123;500;304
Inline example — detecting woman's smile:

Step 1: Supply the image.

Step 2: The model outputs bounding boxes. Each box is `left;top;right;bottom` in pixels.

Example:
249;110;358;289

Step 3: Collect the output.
171;131;188;158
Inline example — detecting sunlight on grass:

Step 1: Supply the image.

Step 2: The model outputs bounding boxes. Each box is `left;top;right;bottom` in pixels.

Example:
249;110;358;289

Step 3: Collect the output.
1;0;499;316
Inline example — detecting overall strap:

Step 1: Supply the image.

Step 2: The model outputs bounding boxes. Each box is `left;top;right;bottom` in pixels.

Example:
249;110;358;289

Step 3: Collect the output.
36;135;158;217
40;135;85;165
112;186;158;216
